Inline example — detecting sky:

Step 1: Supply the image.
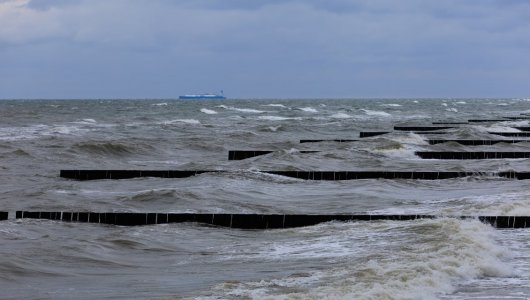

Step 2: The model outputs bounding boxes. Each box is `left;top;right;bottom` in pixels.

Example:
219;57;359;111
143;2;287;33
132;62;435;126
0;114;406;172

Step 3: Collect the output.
0;0;529;99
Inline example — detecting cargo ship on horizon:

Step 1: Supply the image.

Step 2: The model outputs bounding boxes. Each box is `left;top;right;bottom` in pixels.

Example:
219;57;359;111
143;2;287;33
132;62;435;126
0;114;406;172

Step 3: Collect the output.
179;91;226;100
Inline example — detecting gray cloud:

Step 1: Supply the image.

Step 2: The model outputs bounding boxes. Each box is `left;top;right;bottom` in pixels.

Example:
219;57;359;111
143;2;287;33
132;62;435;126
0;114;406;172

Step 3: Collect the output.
0;0;529;98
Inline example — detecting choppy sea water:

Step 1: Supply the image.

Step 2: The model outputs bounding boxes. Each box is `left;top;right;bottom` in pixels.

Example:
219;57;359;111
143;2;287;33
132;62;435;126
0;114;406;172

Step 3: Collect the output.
2;98;530;299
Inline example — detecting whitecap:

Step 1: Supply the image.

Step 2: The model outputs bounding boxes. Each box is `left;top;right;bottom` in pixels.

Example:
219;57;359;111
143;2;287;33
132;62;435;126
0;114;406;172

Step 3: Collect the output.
70;119;98;125
258;116;301;121
262;104;286;108
371;143;421;160
446;108;458;112
0;124;89;141
152;102;168;106
298;107;318;113
390;133;429;146
330;112;352;119
486;124;520;133
200;108;218;114
209;219;511;300
233;108;265;113
441;103;448;107
380;104;401;107
163;119;201;125
217;105;265;113
361;109;391;117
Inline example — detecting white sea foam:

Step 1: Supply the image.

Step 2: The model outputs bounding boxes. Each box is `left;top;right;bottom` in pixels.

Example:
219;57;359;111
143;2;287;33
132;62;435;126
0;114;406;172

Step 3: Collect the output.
0;124;89;141
206;219;511;300
152;102;168;106
217;105;265;113
163;119;201;125
200;108;218;114
128;160;181;165
439;192;530;216
371;142;423;159
390;132;429;146
446;107;458;112
258;116;301;121
330;112;352;119
485;124;520;133
503;120;529;127
298;107;318;113
380;103;402;107
262;104;287;108
361;109;391;117
455;101;467;104
442;103;448;107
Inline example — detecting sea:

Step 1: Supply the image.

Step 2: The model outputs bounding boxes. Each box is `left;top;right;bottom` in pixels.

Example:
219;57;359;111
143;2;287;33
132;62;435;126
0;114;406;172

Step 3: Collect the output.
2;98;530;299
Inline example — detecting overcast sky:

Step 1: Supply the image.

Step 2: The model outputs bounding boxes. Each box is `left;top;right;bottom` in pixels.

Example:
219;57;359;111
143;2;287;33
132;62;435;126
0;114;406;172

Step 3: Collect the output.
1;0;529;99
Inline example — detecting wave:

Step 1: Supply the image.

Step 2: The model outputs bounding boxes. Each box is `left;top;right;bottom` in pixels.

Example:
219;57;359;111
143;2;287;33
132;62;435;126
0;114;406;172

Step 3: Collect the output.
163;119;201;125
258;116;302;121
206;219;511;299
389;132;429;146
380;104;402;107
474;124;520;133
121;188;200;202
71;141;142;156
217;105;265;113
0;124;89;141
437;191;530;216
71;119;97;124
298;107;318;113
200;108;218;114
262;104;287;108
265;125;282;132
361;109;391;117
330;112;352;119
370;142;423;160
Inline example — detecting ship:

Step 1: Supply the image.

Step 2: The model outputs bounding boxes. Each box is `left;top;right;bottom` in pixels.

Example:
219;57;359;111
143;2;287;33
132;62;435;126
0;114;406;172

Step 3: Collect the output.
179;91;226;100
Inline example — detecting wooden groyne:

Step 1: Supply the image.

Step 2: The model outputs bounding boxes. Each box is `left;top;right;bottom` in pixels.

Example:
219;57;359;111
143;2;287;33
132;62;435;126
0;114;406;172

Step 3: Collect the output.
60;170;528;180
428;140;528;145
14;211;530;229
416;152;530;159
490;132;530;137
360;131;449;138
228;150;319;160
299;139;358;143
394;126;454;131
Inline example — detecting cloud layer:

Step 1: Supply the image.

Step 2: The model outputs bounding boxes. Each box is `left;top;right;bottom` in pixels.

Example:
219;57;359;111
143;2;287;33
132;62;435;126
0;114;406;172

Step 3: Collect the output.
1;0;529;98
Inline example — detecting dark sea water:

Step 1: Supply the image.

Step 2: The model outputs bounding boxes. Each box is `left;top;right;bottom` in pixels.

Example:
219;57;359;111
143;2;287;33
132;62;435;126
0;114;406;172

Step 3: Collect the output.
2;98;530;299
